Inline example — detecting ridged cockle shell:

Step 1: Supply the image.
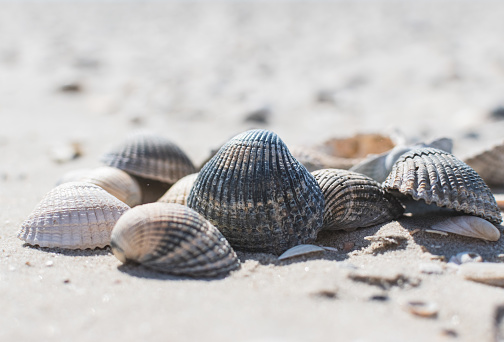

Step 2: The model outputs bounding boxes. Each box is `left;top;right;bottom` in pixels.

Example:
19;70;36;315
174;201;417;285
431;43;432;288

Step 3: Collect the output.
187;129;325;255
110;203;240;278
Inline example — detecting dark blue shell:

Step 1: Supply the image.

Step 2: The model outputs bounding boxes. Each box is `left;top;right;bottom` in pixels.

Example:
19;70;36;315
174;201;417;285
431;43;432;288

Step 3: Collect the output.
187;129;325;255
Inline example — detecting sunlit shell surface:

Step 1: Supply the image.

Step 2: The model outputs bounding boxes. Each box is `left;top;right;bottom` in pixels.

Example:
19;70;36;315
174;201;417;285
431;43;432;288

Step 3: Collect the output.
58;166;142;207
464;140;504;186
110;203;240;278
312;169;404;230
187;129;325;255
383;147;502;225
18;182;130;249
350;138;453;183
100;132;196;184
290;146;358;172
431;216;500;241
158;173;198;205
321;133;395;159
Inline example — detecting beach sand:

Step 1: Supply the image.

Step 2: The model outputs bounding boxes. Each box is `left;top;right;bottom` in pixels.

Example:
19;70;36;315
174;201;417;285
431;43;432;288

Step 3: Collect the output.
1;1;504;341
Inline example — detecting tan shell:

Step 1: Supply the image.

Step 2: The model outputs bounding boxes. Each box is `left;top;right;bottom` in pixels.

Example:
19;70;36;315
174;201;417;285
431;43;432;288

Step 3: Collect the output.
464;140;504;186
320;133;395;159
18;182;130;249
100;132;196;184
158;173;198;205
431;216;500;241
459;263;504;287
290;146;358;172
383;147;502;225
58;166;142;207
312;169;404;230
110;203;240;278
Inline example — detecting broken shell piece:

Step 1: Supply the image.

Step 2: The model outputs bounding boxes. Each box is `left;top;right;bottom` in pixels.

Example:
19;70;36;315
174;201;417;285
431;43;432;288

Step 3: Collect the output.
431;216;500;241
494;194;504;210
464;140;504;186
321;133;395;159
449;252;483;265
158;173;198;205
278;244;325;260
111;203;240;278
383;147;502;225
18;182;130;249
459;263;504;287
405;301;439;318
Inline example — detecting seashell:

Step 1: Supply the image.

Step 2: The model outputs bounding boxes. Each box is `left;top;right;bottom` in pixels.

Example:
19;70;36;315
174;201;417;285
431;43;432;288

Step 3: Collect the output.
459;263;504;287
58;166;142;207
311;169;404;230
158;173;198;205
431;216;500;241
320;133;395;159
350;137;453;183
100;132;196;184
449;252;483;265
494;194;504;210
290;146;358;172
278;244;325;260
187;129;325;255
18;182;130;249
110;203;240;278
464;140;504;186
383;147;502;225
404;301;439;318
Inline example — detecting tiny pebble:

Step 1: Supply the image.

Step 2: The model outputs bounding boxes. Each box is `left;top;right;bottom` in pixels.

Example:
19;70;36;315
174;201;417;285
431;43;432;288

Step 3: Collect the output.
343;242;354;251
45;261;54;267
25;261;32;267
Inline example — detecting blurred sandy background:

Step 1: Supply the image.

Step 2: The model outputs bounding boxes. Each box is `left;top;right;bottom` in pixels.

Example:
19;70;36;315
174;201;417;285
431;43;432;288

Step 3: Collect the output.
1;1;504;341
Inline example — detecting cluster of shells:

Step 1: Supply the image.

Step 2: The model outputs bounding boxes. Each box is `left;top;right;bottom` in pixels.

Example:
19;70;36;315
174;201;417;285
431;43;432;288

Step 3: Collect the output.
18;129;503;277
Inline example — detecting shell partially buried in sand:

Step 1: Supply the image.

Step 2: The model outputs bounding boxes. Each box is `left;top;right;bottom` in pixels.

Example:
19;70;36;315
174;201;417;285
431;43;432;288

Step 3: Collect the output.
383;147;502;225
187;129;325;255
58;166;142;207
464;140;504;186
431;216;500;241
18;182;130;249
100;132;196;184
158;173;198;206
311;169;404;230
110;203;240;278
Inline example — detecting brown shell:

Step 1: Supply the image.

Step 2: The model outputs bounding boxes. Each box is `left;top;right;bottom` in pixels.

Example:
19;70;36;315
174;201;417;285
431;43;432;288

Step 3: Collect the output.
110;203;240;278
464;140;504;186
187;129;325;255
320;133;395;159
312;169;404;230
383;147;502;225
100;132;196;184
158;173;198;205
18;182;130;249
290;146;359;172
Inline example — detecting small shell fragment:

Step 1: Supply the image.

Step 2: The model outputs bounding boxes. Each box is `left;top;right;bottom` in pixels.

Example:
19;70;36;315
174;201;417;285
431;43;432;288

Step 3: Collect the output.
459;263;504;287
404;301;439;318
278;244;325;260
158;173;198;205
431;216;500;241
449;252;483;265
111;203;240;278
18;182;130;249
383;147;502;225
464;140;504;186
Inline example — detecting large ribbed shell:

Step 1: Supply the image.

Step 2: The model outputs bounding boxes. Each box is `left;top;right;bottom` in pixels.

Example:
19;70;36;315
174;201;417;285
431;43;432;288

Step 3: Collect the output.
110;203;240;278
312;169;404;230
100;132;196;184
158;173;198;205
58;166;142;207
464;140;504;186
383;147;502;225
187;129;325;255
18;182;130;249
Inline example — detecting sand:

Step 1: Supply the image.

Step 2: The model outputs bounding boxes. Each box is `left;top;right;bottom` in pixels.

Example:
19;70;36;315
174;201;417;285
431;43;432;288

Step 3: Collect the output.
2;1;504;341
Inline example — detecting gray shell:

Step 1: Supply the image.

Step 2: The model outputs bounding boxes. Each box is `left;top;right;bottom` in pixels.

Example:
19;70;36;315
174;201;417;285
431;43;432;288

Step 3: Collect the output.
158;173;198;205
187;129;325;255
312;169;404;230
383;147;502;225
18;182;130;249
464;140;504;186
58;166;142;207
100;132;196;184
110;203;240;278
350;137;453;183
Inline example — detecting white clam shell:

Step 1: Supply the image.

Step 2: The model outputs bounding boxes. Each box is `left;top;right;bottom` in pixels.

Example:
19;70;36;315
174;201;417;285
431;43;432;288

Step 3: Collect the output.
157;173;198;205
278;244;325;260
18;182;130;249
431;216;500;241
459;263;504;287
